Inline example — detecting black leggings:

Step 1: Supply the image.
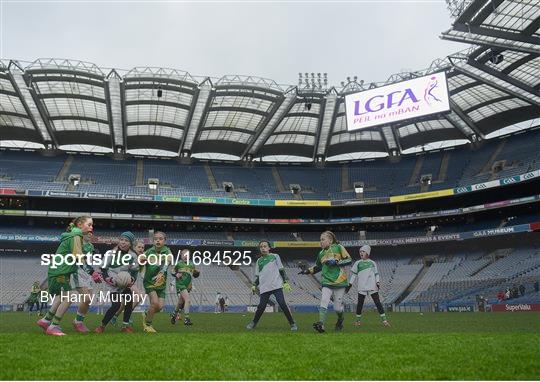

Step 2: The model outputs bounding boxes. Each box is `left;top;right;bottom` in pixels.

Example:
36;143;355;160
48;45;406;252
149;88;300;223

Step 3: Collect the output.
102;289;134;326
356;292;385;315
253;288;295;325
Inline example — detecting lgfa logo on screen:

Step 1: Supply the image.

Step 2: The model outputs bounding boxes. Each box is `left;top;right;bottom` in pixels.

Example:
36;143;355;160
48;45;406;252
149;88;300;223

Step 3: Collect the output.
345;72;450;131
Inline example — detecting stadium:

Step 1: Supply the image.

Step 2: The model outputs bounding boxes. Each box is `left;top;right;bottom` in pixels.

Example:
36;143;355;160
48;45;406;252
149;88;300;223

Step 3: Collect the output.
0;0;539;380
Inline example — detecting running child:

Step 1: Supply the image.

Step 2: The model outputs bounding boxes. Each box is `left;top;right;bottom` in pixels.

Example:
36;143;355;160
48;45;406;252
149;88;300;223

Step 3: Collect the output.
347;245;390;327
36;216;93;336
94;231;139;333
246;241;297;331
170;249;200;326
27;282;41;315
72;230;103;333
111;239;146;327
141;231;172;333
299;230;351;333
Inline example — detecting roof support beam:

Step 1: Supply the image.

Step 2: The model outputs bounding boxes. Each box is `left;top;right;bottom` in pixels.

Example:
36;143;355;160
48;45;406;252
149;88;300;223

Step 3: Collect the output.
441;31;540;55
248;92;297;159
463;95;514;114
10;70;57;148
179;80;213;154
501;54;539;75
240;95;284;159
105;71;124;151
29;75;104;88
449;99;485;139
125;99;191;110
389;125;403;154
315;92;337;159
208;106;267;117
198;126;257;135
453;65;540;107
443;114;474;141
49;115;109;125
467;59;540;97
452;23;540;46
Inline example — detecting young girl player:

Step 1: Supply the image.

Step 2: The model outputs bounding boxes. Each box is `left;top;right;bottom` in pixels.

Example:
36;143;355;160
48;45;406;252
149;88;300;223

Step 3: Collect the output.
94;231;139;333
170;249;200;326
37;216;94;336
299;231;351;333
141;231;172;333
111;239;146;328
347;245;390;327
246;240;297;331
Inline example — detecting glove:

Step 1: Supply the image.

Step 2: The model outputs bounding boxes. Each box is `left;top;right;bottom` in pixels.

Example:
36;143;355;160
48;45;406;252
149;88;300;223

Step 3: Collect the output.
153;272;165;287
104;277;116;287
251;285;258;294
283;282;292;293
91;271;103;283
325;259;337;266
193;270;200;278
345;283;352;294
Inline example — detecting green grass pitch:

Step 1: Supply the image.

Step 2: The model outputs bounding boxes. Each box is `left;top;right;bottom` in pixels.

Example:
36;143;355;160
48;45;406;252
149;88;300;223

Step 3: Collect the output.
0;311;539;380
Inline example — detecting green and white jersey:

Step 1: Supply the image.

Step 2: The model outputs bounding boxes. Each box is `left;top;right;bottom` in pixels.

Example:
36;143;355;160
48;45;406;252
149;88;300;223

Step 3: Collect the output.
308;243;352;288
350;259;379;292
254;253;285;294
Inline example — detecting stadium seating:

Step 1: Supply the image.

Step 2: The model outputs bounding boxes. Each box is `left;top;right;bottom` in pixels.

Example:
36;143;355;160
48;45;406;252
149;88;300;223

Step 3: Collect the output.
1;128;539;199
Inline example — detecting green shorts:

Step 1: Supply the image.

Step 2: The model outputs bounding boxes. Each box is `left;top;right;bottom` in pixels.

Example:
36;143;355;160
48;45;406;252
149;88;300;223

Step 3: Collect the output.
176;283;192;293
48;274;73;296
145;287;166;299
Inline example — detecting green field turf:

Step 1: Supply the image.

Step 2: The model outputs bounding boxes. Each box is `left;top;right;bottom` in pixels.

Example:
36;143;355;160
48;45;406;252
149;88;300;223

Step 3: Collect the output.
0;311;539;380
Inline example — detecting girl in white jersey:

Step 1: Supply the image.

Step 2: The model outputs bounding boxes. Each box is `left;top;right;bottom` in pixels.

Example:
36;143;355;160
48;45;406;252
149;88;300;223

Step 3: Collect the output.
94;232;139;333
246;241;297;331
347;245;390;327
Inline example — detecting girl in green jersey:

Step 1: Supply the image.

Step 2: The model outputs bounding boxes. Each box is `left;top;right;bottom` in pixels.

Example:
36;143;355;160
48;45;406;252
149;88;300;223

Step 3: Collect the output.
37;216;94;336
299;231;351;333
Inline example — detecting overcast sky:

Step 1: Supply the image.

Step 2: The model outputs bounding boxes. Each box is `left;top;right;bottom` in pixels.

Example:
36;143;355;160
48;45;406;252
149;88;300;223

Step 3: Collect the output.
1;0;464;87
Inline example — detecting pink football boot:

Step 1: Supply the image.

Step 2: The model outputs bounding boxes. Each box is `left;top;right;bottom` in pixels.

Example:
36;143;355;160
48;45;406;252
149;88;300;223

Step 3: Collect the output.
73;320;90;333
46;325;66;336
36;318;51;331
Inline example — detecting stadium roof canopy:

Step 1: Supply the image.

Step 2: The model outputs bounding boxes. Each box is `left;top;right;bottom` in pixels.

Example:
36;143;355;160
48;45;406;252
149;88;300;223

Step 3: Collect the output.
1;0;539;162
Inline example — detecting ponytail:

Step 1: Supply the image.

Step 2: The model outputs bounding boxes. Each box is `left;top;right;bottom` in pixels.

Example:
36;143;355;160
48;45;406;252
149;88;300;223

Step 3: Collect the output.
67;215;91;232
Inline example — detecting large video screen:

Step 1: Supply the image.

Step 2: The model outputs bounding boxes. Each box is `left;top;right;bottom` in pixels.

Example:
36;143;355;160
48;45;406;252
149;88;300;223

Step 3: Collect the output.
345;71;450;131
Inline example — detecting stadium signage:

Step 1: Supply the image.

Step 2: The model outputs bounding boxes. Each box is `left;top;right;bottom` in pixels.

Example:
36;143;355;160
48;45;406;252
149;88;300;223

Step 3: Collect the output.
500;176;520;185
345;72;450;131
0;188;17;195
491;303;540;312
389;188;454;202
121;194;154;201
232;199;251;205
46;191;81;198
522;171;536;180
201;239;235;246
447;305;474;312
85;192;118;199
454;186;471;194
